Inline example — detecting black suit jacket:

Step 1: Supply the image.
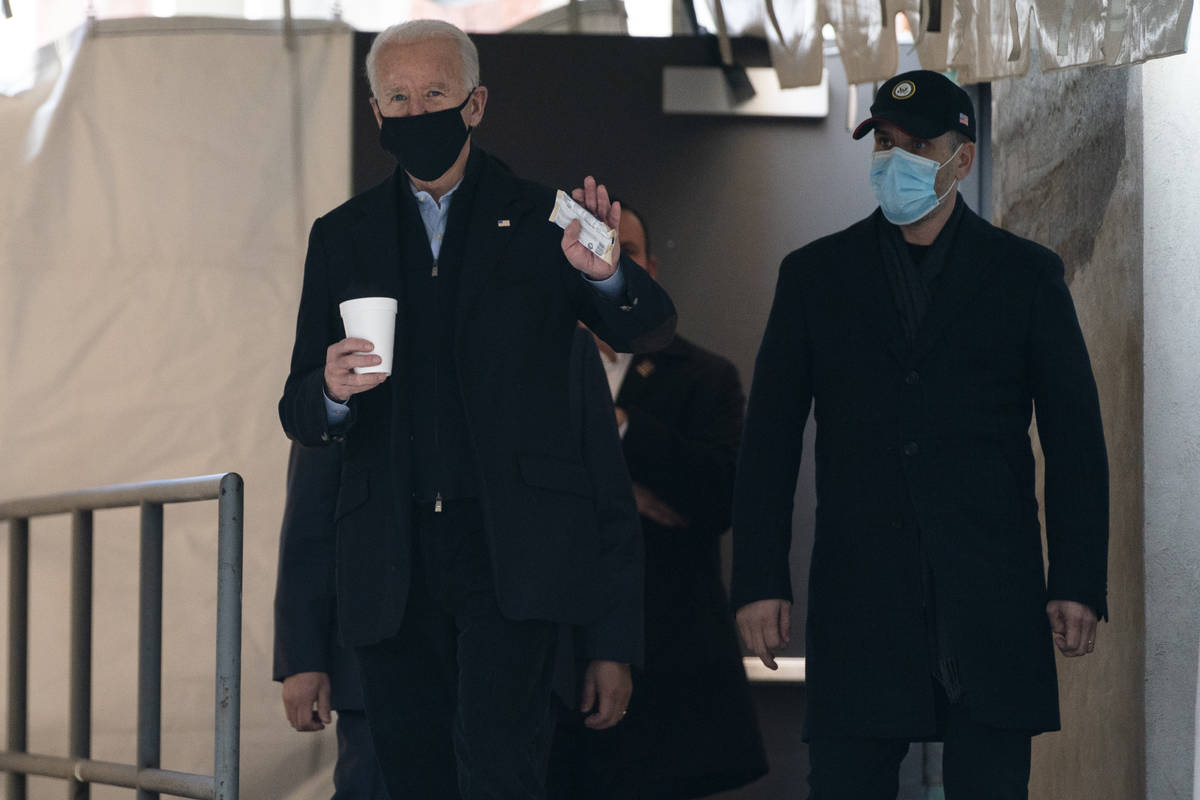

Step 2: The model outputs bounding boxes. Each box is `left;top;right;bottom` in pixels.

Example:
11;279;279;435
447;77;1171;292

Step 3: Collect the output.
272;441;364;710
733;205;1109;738
275;329;642;704
617;336;746;669
616;336;768;794
279;151;672;652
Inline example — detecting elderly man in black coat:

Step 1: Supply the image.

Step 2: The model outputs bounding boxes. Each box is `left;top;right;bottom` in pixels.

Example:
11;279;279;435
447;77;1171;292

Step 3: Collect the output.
732;70;1109;799
278;19;674;800
275;326;641;799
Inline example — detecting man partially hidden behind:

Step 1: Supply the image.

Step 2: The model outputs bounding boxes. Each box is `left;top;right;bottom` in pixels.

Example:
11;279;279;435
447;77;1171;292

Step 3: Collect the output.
548;206;768;799
278;19;675;799
273;441;387;800
732;70;1109;799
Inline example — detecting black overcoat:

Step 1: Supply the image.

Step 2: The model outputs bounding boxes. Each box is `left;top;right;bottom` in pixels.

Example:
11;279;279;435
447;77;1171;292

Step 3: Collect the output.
272;440;364;710
732;205;1109;738
617;336;767;795
274;329;643;707
279;148;675;657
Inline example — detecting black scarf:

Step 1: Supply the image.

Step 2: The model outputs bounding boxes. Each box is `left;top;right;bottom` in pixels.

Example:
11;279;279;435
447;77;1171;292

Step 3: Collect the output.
876;194;969;702
876;194;967;344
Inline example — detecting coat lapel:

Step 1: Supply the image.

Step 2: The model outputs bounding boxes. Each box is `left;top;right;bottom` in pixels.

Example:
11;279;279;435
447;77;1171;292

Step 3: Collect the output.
617;337;688;407
346;170;407;429
910;207;998;364
851;213;909;363
616;354;656;408
456;151;533;338
348;169;405;301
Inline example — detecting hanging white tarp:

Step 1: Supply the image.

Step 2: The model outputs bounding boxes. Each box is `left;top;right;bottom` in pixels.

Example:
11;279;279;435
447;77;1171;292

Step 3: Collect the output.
707;0;1193;85
0;17;352;798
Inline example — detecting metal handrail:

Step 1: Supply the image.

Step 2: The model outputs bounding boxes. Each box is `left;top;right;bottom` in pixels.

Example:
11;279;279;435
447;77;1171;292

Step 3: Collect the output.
0;473;243;800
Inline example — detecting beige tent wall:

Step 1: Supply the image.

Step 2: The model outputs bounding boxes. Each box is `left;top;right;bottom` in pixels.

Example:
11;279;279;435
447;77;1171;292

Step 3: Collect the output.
0;18;352;798
991;37;1146;800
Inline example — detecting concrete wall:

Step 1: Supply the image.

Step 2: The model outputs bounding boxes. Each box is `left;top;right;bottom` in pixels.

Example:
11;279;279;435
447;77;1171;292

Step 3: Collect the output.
991;48;1146;800
1143;22;1200;800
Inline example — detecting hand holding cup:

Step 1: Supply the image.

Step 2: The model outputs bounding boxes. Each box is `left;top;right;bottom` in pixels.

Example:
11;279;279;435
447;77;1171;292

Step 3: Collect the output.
324;338;387;403
325;297;397;403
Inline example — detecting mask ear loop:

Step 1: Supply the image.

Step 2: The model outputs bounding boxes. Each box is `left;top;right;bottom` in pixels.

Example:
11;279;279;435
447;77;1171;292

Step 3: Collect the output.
460;86;478;134
933;143;965;205
937;142;965;170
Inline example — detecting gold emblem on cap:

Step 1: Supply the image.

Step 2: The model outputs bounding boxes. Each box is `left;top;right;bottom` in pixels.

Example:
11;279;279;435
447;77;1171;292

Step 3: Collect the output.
892;80;916;100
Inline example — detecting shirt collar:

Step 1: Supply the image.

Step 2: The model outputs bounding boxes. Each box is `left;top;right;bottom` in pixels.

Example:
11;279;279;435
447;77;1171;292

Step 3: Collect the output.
409;176;463;210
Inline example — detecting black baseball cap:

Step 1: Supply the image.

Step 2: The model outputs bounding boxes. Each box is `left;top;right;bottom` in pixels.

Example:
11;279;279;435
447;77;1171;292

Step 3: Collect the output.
852;70;976;142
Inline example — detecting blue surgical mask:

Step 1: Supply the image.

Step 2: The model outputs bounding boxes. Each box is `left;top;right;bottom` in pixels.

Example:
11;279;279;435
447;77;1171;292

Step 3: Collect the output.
869;144;962;225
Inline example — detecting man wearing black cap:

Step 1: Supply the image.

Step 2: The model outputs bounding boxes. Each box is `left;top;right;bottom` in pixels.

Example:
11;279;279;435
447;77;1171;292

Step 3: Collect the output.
731;69;1109;798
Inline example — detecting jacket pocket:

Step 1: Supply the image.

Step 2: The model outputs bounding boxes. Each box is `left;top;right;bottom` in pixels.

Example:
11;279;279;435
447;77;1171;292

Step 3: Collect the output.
517;454;593;498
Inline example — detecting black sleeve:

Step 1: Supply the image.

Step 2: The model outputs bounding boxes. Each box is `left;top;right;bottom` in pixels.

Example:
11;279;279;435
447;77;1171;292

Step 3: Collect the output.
272;441;341;681
1029;257;1110;620
730;254;814;609
571;330;644;665
279;218;352;447
570;252;678;355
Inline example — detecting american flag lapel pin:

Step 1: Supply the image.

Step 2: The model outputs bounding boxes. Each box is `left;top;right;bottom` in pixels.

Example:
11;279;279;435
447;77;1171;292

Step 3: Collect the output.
497;219;511;227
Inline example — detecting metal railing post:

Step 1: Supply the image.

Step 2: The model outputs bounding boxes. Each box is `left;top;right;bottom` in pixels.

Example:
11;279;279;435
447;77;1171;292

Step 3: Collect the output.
7;518;29;800
213;473;242;800
137;502;164;800
0;473;242;799
69;509;93;800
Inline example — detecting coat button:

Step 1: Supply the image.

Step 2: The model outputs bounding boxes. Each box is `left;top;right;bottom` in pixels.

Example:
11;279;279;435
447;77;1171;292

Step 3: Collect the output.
903;441;920;456
905;370;920;385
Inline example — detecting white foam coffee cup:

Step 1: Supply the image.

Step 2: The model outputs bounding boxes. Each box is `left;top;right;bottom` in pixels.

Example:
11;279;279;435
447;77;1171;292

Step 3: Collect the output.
338;296;398;375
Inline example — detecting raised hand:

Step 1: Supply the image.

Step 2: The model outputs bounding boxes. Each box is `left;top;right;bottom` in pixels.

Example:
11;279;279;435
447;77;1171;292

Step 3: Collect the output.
561;175;621;280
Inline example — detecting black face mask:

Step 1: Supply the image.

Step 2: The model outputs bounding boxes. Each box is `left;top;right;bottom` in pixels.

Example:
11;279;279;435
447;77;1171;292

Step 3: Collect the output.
378;89;474;182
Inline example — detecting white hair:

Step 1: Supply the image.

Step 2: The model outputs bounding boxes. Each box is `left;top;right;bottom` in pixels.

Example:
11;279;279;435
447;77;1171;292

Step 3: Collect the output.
365;20;480;99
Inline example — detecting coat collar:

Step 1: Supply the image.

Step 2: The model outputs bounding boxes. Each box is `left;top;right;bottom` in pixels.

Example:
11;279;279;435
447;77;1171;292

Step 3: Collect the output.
454;147;537;333
847;212;909;362
908;203;999;364
343;145;539;328
854;203;999;366
616;335;686;406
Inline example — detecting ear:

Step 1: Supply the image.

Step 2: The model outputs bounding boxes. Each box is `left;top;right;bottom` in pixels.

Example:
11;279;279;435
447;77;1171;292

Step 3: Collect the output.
955;141;976;180
645;255;660;281
465;85;488;128
370;96;383;129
